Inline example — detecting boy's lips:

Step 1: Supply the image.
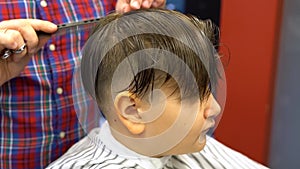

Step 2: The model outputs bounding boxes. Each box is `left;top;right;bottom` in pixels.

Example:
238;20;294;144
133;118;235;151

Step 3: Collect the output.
198;119;216;144
202;123;215;134
204;118;216;131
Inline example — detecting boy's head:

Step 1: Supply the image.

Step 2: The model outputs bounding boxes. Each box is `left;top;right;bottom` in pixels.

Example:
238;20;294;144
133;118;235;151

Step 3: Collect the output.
81;9;223;157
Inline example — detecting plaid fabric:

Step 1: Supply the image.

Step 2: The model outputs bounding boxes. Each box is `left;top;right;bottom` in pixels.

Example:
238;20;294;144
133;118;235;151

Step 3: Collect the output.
0;1;115;169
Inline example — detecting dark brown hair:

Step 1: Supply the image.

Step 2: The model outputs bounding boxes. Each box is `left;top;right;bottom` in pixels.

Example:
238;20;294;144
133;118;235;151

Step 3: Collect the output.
81;9;220;113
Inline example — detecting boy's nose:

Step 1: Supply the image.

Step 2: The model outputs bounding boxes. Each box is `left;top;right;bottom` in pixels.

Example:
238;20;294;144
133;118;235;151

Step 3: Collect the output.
211;95;221;117
205;94;221;119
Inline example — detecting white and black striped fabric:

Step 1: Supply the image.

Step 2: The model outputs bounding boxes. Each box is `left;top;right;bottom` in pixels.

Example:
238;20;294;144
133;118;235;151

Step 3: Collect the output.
47;122;269;169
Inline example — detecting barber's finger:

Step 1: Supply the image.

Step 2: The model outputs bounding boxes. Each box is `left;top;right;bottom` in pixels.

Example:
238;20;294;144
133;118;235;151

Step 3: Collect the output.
0;19;57;54
130;0;143;10
151;0;165;8
11;44;28;63
0;29;18;51
141;0;153;8
116;0;130;13
19;19;57;54
17;23;39;54
26;19;57;33
4;30;27;62
0;19;57;34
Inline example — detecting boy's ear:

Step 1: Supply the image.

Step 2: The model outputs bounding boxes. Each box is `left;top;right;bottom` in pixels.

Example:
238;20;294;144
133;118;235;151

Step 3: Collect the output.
114;91;145;135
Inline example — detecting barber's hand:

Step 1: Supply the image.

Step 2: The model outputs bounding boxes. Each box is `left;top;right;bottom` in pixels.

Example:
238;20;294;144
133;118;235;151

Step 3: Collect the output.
0;19;57;86
116;0;166;13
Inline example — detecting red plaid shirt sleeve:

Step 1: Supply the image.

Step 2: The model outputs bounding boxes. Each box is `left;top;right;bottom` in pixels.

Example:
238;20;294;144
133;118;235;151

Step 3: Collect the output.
0;1;115;169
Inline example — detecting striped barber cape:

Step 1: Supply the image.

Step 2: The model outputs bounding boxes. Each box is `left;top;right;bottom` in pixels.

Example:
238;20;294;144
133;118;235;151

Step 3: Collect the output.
47;122;269;169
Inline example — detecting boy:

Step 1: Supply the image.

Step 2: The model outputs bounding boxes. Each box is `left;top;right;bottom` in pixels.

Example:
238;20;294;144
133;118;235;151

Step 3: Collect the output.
47;9;268;169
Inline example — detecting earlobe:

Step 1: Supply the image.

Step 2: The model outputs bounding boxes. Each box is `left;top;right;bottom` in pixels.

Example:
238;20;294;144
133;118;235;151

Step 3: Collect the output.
114;91;145;135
